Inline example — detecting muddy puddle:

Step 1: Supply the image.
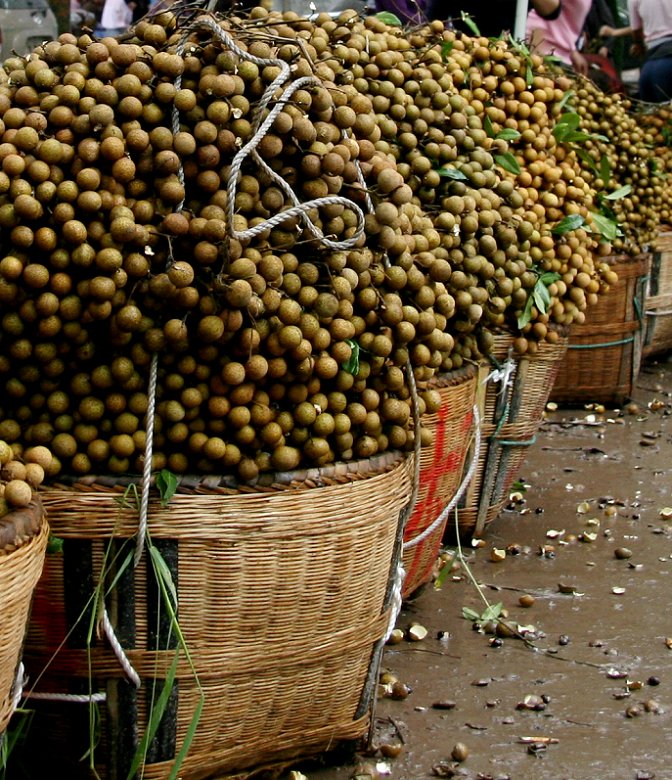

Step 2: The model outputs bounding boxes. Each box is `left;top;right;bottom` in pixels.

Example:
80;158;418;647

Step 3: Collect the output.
291;357;672;780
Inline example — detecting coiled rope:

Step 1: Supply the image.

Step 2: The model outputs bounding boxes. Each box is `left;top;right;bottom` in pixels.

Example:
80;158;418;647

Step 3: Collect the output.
173;14;366;250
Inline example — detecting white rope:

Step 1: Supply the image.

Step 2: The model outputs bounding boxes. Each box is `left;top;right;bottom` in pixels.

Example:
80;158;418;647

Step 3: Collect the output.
99;607;142;689
404;359;422;523
19;659;107;706
135;351;159;567
350;129;376;216
43;354;160;696
11;662;25;713
402;404;482;551
24;602;143;702
24;691;107;704
483;357;516;392
645;307;672;316
384;562;405;642
173;14;366;250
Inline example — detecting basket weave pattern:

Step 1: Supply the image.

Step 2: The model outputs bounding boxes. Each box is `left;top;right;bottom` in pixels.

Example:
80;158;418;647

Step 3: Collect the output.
24;454;413;779
0;500;48;734
454;334;568;539
551;254;650;405
402;366;477;597
643;234;672;357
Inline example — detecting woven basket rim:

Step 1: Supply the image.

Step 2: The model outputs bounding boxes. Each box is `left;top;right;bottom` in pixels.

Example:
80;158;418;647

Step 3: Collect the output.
0;497;45;553
600;253;651;277
45;450;410;495
428;362;478;389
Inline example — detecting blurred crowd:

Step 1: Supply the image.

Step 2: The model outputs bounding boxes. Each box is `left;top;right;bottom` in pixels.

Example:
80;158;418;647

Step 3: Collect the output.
376;0;672;102
65;0;671;103
70;0;151;36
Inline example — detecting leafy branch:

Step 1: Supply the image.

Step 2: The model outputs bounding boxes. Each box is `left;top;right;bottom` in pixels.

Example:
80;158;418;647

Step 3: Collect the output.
495;152;521;175
552;112;609;145
83;470;202;778
518;270;561;329
550;180;631;244
375;11;402;27
436;165;468;181
460;11;481;37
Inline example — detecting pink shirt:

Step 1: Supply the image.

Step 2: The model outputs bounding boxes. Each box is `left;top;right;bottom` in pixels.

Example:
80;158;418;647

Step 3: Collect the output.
629;0;672;45
527;0;592;64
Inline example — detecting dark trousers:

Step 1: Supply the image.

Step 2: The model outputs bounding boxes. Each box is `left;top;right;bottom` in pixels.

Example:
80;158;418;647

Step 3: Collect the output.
639;56;672;103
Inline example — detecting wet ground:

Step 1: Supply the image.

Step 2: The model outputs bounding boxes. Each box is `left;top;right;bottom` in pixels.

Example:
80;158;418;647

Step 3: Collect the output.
291;354;672;780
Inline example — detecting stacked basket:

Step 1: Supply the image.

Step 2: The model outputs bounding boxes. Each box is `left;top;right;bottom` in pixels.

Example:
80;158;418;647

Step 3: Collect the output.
21;454;413;779
0;499;49;738
551;254;651;406
643;232;672;358
452;333;569;540
401;365;477;598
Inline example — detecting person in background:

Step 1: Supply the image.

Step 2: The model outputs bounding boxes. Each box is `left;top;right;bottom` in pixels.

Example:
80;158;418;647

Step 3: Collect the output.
599;0;672;102
372;0;429;26
95;0;135;37
527;0;593;75
583;0;618;59
422;0;562;39
579;0;625;92
71;0;99;34
373;0;562;35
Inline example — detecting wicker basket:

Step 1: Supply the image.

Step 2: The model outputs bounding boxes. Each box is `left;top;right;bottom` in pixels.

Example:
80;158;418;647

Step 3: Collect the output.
0;499;49;736
550;254;651;406
20;453;413;780
643;233;672;358
401;365;477;598
452;333;569;540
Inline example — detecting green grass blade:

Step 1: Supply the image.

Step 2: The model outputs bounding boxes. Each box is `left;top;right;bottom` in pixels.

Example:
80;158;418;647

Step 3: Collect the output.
125;652;180;780
167;696;205;780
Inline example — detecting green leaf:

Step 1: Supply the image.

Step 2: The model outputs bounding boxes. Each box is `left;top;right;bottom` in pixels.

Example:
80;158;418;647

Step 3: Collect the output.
494;152;521;175
149;545;178;610
462;606;481;622
526;63;534;87
558;90;574;111
484;114;495;138
539;271;561;285
105;547;135;594
551;214;585;235
126;652;180;780
603;184;632;200
437;165;468;180
507;35;530;57
495;128;521;141
480;601;504;621
599;155;611;183
47;535;64;554
517;293;535;329
597;200;617;221
575;147;599;176
533;280;551;313
156;469;179;506
343;338;360;375
562;130;599;144
433;553;457;590
168;695;204;780
375;11;402;26
441;40;454;61
460;11;481;36
556;112;582;131
590;211;622;241
115;482;140;510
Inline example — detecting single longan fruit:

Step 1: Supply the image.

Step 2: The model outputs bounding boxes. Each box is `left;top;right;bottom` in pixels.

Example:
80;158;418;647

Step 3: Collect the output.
4;479;33;508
